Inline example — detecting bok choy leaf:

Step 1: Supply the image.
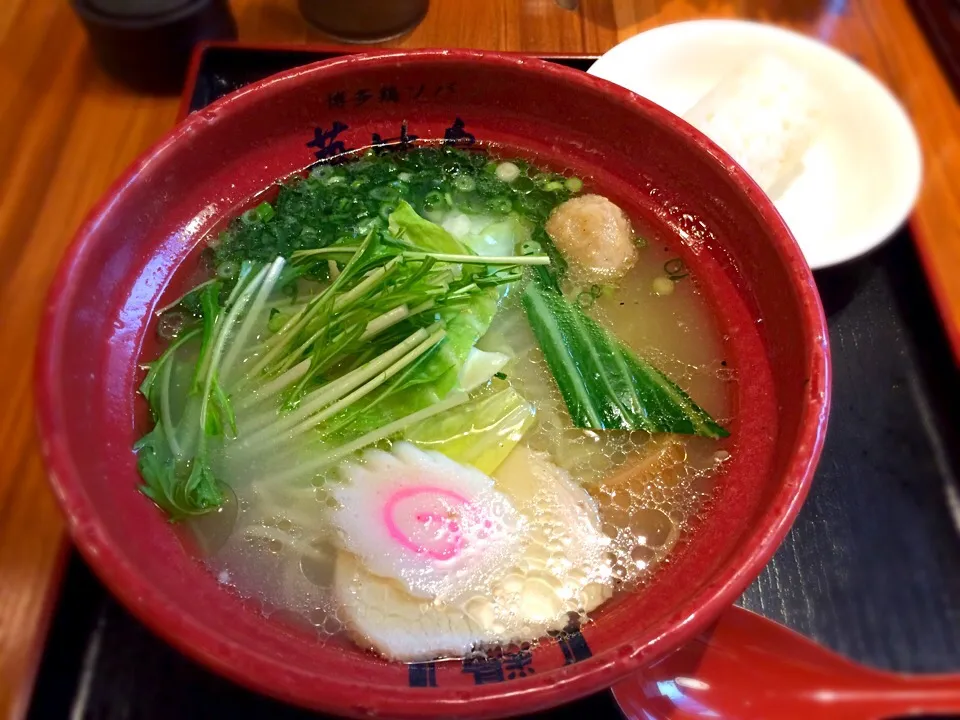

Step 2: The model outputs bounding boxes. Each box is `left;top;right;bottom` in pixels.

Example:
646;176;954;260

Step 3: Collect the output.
521;278;728;438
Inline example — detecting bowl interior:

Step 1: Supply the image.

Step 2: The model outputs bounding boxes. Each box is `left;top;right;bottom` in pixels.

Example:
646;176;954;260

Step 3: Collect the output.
37;51;828;719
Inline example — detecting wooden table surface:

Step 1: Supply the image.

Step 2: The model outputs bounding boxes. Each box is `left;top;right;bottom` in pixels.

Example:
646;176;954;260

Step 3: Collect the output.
2;1;958;718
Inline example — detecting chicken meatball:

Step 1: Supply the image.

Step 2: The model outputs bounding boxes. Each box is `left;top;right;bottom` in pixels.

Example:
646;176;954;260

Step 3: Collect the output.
544;194;637;281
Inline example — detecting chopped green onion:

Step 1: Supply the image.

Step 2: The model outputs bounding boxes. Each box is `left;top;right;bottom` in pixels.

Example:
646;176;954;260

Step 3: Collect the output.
652;276;675;296
216;261;238;280
488;197;512;214
520;240;542;255
370;186;399;202
512;176;534;193
424;190;445;210
454;176;476;192
664;257;689;280
495;162;521;183
157;311;186;340
357;216;380;235
255;202;275;222
267;308;286;333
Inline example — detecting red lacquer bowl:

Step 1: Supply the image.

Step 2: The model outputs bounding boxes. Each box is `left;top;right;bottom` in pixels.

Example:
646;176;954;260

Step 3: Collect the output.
36;50;829;719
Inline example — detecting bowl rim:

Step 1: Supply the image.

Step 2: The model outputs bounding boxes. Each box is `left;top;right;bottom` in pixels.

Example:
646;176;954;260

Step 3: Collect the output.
35;48;830;719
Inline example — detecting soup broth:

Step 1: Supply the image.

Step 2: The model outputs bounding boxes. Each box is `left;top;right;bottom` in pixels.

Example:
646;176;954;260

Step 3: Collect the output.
137;146;734;662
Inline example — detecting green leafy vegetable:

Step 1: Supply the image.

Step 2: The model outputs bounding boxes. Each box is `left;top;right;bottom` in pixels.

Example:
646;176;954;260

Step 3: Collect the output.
456;348;510;393
408;289;499;394
521;278;728;438
405;387;536;474
388;200;469;254
135;258;292;520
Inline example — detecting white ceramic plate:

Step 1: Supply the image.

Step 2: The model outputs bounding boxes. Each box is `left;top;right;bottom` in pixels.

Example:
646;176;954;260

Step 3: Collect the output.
588;19;923;270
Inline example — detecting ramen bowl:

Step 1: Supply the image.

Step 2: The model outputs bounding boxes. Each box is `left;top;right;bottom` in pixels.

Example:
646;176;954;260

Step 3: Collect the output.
36;50;829;719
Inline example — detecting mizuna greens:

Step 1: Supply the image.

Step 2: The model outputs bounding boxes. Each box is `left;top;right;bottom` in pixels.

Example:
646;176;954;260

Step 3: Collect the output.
137;200;544;519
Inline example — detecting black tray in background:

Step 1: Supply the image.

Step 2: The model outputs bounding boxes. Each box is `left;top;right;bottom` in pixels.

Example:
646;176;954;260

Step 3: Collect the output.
28;47;960;720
